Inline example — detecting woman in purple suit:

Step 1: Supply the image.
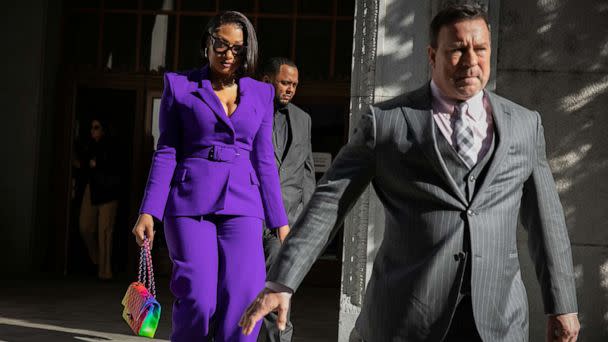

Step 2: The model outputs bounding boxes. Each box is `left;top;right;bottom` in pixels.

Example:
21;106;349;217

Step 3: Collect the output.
132;11;289;341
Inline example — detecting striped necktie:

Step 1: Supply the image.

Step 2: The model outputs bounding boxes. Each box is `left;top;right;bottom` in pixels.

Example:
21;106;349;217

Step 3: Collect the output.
453;102;475;168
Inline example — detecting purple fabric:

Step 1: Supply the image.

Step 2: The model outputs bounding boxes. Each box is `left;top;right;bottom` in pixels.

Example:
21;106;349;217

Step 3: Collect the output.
139;67;288;228
164;215;265;341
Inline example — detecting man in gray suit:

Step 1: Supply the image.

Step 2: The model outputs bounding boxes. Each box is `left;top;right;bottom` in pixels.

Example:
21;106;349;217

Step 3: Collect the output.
241;4;579;342
257;57;316;342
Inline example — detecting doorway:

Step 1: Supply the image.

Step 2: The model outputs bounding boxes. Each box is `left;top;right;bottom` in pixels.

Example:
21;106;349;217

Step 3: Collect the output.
65;87;136;278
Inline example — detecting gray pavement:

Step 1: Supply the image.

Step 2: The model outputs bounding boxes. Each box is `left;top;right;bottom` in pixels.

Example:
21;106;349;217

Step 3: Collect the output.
0;275;338;342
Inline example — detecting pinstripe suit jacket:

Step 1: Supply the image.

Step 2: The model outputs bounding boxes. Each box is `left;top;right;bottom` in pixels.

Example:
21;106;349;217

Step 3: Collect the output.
267;84;578;342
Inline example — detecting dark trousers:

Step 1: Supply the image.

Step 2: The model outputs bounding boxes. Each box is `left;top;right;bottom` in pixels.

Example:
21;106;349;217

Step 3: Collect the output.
258;228;294;342
444;294;483;341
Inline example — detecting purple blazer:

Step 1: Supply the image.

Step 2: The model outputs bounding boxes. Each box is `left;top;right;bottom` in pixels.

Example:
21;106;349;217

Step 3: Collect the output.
139;66;288;229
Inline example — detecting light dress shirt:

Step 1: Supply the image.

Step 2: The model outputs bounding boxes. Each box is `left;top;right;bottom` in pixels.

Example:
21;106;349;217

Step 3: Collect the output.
430;80;494;165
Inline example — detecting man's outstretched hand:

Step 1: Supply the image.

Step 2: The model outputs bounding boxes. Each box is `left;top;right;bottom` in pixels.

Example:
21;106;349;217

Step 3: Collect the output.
547;313;580;342
239;288;291;336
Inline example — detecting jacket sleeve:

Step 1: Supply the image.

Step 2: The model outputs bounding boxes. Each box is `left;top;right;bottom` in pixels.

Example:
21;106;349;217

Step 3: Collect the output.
520;111;578;315
267;106;377;291
302;114;316;206
139;73;180;220
251;84;289;229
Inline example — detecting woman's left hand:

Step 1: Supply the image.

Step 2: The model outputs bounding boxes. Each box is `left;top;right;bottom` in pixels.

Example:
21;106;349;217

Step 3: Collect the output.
278;225;290;243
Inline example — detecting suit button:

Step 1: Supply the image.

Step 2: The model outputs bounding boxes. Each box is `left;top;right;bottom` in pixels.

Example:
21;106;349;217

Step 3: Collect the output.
467;209;473;216
280;167;285;172
469;175;476;182
453;252;466;261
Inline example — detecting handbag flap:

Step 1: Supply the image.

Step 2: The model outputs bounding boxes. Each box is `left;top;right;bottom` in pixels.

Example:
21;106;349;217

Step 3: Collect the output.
122;282;153;323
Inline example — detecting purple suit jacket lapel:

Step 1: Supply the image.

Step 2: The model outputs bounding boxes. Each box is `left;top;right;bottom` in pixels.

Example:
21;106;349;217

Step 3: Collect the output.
194;66;236;134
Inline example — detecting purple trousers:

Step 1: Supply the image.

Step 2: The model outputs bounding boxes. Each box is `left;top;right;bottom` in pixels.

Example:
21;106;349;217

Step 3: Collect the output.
164;215;265;341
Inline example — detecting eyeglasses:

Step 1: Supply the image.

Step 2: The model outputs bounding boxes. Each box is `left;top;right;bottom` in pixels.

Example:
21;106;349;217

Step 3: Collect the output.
209;35;247;56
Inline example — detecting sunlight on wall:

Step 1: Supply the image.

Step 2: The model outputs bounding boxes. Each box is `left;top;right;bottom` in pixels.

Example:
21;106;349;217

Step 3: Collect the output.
538;50;557;65
601;259;608;289
559;76;608;112
550;144;592;173
403;12;415;27
537;0;561;13
600;41;608;57
574;263;584;287
554;178;572;193
382;37;413;60
563;205;575;217
600;259;608;324
537;23;552;34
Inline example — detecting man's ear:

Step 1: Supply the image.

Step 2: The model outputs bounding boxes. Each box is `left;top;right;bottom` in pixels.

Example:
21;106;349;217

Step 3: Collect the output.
262;75;272;83
427;45;436;68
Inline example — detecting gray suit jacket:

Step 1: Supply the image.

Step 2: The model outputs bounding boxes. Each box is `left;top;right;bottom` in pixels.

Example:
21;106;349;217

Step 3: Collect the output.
267;84;577;342
274;103;316;226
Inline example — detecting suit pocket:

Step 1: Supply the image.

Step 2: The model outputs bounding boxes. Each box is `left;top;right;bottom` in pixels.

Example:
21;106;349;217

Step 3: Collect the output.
172;168;188;184
250;171;260;186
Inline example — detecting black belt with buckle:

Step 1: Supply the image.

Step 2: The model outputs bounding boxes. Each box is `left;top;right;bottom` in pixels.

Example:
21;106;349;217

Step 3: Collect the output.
188;145;250;162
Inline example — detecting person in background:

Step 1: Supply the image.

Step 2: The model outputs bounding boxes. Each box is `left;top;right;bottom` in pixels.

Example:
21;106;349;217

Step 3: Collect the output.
257;57;315;342
78;118;121;280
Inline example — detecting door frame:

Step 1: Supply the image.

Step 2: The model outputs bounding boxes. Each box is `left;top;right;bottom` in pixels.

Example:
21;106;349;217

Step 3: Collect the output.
52;70;162;274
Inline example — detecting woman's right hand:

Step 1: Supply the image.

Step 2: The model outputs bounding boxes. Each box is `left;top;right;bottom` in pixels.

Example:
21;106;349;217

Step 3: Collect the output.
132;213;155;248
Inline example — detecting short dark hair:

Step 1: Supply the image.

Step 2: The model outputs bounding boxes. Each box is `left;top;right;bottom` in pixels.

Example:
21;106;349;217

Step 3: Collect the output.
260;57;297;78
430;2;490;47
201;11;258;76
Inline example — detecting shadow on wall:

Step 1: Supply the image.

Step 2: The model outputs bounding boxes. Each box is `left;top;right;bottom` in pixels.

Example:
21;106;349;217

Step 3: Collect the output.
374;1;431;97
498;0;608;339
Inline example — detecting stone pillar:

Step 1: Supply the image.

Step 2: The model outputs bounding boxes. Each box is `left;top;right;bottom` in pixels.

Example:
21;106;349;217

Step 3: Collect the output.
339;1;500;340
338;1;380;338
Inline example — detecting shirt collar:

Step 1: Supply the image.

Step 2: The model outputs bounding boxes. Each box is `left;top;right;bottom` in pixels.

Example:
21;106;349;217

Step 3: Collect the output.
430;80;486;122
275;103;289;115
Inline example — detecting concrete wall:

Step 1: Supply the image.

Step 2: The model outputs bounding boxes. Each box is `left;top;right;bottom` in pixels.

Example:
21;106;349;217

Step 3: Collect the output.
497;0;608;340
0;1;61;272
374;0;432;98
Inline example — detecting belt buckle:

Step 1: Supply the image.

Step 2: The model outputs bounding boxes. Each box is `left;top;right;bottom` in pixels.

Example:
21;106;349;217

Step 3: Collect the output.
208;146;216;161
208;146;240;162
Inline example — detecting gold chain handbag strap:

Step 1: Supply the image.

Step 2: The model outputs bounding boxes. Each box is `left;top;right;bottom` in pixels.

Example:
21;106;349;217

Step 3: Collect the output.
137;237;156;297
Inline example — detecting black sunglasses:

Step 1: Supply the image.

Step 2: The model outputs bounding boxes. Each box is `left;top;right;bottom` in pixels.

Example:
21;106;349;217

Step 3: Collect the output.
209;35;247;56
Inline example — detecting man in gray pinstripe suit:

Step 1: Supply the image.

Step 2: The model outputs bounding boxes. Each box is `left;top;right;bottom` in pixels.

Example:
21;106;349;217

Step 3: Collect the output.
240;3;580;341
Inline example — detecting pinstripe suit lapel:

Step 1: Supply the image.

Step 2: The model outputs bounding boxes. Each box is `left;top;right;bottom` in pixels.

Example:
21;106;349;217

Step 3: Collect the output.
403;85;468;205
470;91;512;207
273;110;282;164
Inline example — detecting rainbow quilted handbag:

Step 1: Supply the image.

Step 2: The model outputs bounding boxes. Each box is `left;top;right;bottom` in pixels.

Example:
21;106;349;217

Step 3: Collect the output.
121;237;161;338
